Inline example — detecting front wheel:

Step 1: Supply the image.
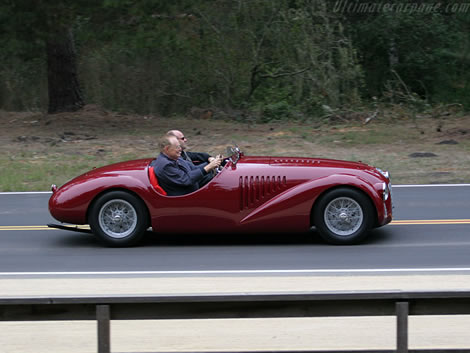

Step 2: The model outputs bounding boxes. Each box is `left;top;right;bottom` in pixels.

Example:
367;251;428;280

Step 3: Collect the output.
313;188;374;245
89;191;149;247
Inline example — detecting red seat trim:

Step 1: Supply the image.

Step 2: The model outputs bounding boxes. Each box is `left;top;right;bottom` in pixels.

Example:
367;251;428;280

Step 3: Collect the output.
148;166;167;195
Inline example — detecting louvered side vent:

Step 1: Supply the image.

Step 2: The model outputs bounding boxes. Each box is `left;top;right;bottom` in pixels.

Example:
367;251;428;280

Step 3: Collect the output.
239;175;287;210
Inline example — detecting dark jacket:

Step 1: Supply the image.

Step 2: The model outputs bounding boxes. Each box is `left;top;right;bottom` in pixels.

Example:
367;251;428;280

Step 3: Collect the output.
182;150;211;165
151;153;208;196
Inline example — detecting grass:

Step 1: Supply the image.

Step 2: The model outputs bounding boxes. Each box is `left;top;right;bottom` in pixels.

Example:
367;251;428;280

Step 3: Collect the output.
1;155;92;191
1;109;469;191
0;146;144;191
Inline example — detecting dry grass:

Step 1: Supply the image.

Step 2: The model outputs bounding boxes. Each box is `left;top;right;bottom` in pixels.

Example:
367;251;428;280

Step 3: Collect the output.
1;105;469;191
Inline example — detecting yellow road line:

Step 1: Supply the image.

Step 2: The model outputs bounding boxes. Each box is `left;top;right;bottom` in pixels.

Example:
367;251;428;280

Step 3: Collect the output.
0;225;90;231
390;219;470;225
1;221;469;231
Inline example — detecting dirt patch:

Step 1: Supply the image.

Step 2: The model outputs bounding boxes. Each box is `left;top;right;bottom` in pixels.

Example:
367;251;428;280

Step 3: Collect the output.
1;105;470;190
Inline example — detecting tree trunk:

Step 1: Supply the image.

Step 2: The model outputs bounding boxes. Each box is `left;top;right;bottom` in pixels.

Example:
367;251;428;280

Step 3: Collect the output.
46;28;84;113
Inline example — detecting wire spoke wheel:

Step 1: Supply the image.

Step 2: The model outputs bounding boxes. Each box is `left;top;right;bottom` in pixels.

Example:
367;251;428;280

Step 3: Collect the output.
90;191;149;247
324;197;363;236
314;188;374;245
98;199;138;239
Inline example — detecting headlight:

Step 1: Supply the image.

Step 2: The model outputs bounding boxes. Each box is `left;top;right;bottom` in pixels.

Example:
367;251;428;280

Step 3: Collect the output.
382;182;390;201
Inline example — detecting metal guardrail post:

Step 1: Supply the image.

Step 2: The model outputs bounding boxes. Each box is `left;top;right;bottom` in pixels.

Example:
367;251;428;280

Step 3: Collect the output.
3;291;470;352
97;304;111;353
396;301;409;353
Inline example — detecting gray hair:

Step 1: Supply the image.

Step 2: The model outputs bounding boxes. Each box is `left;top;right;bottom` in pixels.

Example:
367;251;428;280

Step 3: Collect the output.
158;134;175;151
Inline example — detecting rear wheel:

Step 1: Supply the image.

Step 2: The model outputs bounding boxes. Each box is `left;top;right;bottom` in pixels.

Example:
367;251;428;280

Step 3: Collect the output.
89;191;149;247
314;188;374;245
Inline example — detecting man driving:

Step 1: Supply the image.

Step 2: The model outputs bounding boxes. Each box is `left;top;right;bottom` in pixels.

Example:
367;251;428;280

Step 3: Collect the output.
167;129;218;164
150;134;222;196
167;129;222;186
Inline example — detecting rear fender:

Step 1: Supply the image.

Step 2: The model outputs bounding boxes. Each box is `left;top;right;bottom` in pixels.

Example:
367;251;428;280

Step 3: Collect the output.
50;175;150;225
85;186;152;226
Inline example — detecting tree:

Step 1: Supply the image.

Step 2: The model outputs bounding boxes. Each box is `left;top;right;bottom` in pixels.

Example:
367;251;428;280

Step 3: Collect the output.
46;28;84;113
339;0;468;104
39;1;86;113
1;0;88;113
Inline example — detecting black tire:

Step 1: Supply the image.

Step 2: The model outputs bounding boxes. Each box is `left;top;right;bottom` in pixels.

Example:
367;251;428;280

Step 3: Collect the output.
89;191;149;247
313;187;374;245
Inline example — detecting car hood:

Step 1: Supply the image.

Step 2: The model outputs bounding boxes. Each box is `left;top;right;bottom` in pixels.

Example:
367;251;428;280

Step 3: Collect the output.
261;156;374;170
236;156;385;179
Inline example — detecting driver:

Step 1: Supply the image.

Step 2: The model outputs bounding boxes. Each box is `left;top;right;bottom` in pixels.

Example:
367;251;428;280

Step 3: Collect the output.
167;129;222;186
151;135;222;196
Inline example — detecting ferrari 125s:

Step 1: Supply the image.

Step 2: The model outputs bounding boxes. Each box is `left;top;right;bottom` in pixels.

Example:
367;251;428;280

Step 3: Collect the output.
48;146;392;246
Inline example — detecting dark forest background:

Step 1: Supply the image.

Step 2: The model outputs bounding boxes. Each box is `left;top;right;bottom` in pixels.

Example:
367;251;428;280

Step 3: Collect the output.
1;0;469;121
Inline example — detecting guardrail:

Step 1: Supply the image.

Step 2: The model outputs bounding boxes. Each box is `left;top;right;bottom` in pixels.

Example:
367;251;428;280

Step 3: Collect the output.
1;290;470;353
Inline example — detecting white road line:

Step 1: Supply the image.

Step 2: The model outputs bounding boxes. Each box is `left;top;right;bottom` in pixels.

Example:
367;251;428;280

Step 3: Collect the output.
0;191;52;195
393;184;470;188
2;268;470;276
3;186;467;229
1;184;470;195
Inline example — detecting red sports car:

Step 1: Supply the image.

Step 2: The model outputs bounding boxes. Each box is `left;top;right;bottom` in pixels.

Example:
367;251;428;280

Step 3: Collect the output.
48;146;392;247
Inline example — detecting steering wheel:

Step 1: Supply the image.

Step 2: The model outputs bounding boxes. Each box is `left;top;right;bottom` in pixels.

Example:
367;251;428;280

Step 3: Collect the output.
215;157;229;174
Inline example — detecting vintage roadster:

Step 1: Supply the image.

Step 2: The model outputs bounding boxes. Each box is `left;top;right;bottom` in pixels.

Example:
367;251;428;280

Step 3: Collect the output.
49;146;392;246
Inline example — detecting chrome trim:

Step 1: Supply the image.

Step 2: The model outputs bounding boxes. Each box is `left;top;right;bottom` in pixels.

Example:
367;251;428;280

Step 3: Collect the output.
375;167;390;180
382;183;390;201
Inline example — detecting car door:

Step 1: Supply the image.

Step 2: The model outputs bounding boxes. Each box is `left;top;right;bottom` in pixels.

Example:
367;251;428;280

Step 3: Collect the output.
149;163;241;233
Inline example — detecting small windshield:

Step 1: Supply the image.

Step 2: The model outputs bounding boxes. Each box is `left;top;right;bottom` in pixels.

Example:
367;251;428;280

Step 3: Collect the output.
226;145;242;164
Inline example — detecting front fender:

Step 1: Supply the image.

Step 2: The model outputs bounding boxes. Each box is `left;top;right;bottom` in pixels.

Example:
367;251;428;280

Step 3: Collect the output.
239;174;383;231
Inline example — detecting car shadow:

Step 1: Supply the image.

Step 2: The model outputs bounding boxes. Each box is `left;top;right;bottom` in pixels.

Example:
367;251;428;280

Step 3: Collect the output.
52;231;104;248
142;231;319;246
367;227;395;243
53;227;394;248
141;227;394;247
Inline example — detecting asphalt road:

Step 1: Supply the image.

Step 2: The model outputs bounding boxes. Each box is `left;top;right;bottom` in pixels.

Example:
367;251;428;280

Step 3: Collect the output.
0;185;469;273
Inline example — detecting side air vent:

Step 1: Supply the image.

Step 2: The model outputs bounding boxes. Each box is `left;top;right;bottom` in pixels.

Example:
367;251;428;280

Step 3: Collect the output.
239;175;287;210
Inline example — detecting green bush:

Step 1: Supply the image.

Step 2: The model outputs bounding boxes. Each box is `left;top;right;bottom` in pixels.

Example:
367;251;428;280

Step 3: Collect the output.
0;0;468;117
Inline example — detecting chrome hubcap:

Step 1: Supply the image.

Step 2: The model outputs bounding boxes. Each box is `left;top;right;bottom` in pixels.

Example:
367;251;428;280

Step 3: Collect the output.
98;199;137;239
324;197;363;236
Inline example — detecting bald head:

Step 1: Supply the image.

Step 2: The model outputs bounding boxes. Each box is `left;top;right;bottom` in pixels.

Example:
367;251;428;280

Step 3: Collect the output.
167;130;182;137
167;130;187;150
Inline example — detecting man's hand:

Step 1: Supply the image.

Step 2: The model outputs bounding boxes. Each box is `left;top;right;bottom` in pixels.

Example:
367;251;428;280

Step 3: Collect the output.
207;154;224;163
204;156;222;173
208;154;223;163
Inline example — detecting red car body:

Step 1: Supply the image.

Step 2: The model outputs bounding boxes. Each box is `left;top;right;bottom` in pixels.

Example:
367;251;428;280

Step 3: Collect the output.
49;152;392;246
